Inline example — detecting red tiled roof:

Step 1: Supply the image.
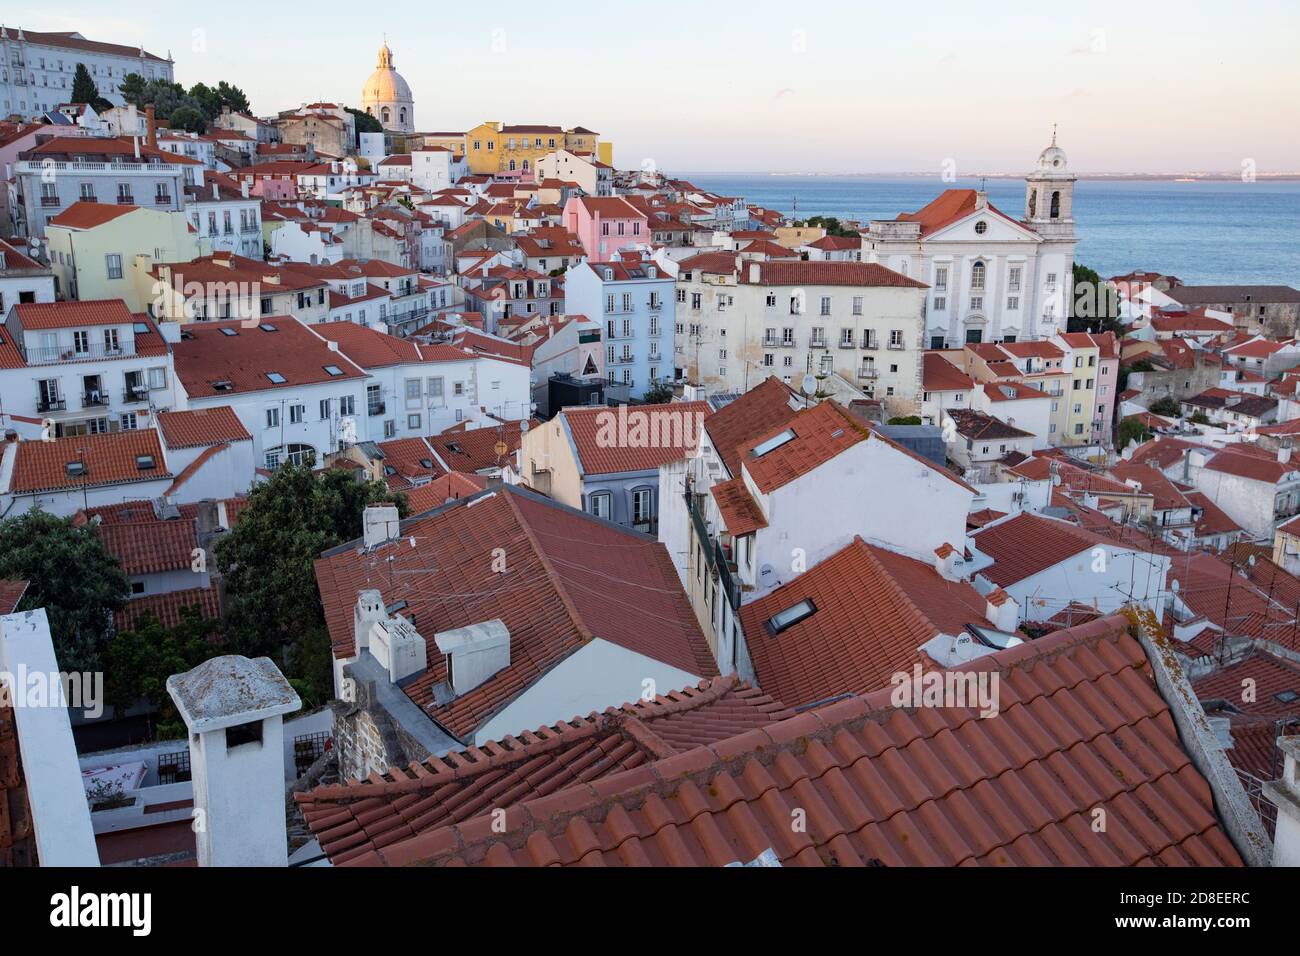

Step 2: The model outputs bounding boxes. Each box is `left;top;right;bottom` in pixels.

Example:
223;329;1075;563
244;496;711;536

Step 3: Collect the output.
427;421;533;475
1183;490;1242;538
172;319;366;397
155;407;251;449
971;513;1129;588
1128;437;1197;472
46;201;139;230
404;473;489;513
376;437;444;489
739;261;926;289
561;403;710;476
702;377;802;477
314;487;715;741
10;299;135;331
1204;442;1296;484
710;477;767;535
1194;649;1300;719
737;401;868;494
739;537;991;708
0;579;28;615
0;698;34;865
93;517;197;576
1107;461;1192;512
345;614;1243;867
114;586;221;632
923;353;974;392
295;675;792;864
9;431;171;495
312;321;471;368
896;188;1026;238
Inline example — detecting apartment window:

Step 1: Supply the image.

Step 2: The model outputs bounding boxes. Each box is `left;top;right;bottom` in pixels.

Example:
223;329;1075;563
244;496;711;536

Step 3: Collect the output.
691;293;702;310
104;328;119;353
105;254;122;280
970;296;983;311
73;330;90;354
889;329;904;349
783;355;793;368
340;395;355;416
933;297;946;312
852;296;863;316
763;353;774;367
407;414;421;430
622;293;632;312
148;367;167;389
1007;296;1019;310
289;404;305;424
676;288;686;303
971;261;986;291
79;182;95;201
820;296;831;316
782;328;794;346
588;492;612;520
766;294;777;307
719;348;728;360
840;328;853;346
384;420;397;438
632;489;653;525
319;399;332;420
1008;266;1022;292
265;407;280;428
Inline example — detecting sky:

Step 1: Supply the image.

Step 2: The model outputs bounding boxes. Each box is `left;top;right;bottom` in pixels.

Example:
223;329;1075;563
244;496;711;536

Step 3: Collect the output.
18;1;1300;174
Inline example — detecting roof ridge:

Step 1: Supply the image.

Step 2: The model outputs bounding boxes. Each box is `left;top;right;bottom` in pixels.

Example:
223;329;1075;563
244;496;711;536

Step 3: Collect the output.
500;487;595;646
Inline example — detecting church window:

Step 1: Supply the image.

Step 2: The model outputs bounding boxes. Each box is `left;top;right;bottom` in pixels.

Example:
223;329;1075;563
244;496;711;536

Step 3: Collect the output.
399;108;406;124
971;260;986;291
1050;191;1061;219
1028;190;1037;218
381;107;390;123
974;220;987;234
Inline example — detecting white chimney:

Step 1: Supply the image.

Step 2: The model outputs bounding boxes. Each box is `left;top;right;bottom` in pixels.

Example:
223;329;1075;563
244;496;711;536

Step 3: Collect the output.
368;613;428;683
1280;442;1292;465
353;588;385;655
1264;737;1300;866
434;619;510;697
934;543;960;581
166;655;301;867
362;504;400;549
212;181;219;201
984;588;1019;631
749;263;761;283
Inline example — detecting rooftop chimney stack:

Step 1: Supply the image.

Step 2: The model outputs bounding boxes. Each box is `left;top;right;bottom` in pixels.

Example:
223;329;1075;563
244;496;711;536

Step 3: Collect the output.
934;543;960;582
984;588;1019;632
1280;442;1292;466
434;619;510;697
1264;737;1300;866
145;105;157;148
353;589;385;655
166;655;301;867
362;504;400;549
368;614;428;683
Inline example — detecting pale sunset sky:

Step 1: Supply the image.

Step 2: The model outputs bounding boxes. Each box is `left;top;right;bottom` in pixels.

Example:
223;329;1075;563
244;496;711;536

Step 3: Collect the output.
15;0;1300;174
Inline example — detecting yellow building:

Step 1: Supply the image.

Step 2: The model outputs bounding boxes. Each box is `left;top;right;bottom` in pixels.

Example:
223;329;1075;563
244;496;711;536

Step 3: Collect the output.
462;122;612;176
1053;333;1101;446
44;202;209;311
773;225;826;249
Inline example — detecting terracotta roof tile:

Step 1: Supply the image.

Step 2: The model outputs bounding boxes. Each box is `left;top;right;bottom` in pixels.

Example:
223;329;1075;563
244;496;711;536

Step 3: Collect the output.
315;487;715;741
427;421;533;475
739;261;926;289
971;513;1129;588
348;615;1243;867
155;407;251;449
923;353;974;392
172;318;366;397
294;675;792;864
0;580;28;615
46;201;140;230
709;477;767;535
737;401;868;493
9;431;170;494
561;403;710;476
739;537;991;708
702;377;802;477
10;299;135;331
114;586;221;632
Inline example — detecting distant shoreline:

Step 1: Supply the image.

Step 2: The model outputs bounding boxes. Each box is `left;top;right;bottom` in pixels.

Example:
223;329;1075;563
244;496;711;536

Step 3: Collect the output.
680;171;1300;183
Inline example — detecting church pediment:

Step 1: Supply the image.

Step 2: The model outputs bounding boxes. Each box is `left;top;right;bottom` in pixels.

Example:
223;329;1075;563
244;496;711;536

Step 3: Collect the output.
922;208;1042;244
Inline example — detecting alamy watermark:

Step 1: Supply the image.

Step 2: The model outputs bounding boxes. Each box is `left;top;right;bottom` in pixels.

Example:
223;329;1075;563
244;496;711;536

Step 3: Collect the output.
0;666;104;719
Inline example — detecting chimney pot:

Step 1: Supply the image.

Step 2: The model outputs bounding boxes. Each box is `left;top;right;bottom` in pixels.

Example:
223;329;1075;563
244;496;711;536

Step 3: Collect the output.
362;504;400;549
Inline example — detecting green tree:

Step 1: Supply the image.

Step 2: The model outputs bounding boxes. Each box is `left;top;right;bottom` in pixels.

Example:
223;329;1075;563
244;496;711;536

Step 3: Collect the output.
640;382;675;404
346;107;383;146
168;105;206;134
0;511;128;672
887;415;923;425
187;82;222;119
215;81;251;114
214;464;407;697
71;63;112;112
1117;417;1152;449
804;215;859;238
1149;396;1181;417
103;606;223;739
1068;262;1123;336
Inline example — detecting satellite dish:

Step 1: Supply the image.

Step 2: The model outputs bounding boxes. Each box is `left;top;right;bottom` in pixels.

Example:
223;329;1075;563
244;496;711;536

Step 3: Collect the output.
1170;579;1180;593
758;564;775;581
800;374;817;396
520;420;530;434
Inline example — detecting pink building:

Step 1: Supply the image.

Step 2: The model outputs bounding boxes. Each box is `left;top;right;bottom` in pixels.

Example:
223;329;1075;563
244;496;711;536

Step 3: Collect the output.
1;124;46;236
562;196;648;259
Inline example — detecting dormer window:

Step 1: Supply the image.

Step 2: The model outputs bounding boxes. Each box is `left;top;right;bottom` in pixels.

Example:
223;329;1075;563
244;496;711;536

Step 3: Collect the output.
752;429;796;458
135;455;156;471
65;461;86;478
266;372;286;384
768;599;816;634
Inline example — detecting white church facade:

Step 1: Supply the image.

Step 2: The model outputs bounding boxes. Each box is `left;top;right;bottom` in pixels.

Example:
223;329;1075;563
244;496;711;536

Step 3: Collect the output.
863;136;1078;347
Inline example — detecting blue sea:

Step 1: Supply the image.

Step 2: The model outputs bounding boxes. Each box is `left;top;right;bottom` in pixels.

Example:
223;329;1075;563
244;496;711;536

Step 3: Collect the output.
683;174;1300;288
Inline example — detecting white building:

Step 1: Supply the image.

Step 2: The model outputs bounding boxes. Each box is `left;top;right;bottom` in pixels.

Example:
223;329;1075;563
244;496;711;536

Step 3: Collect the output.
0;237;54;315
360;41;414;134
863;136;1078;348
0;27;174;120
183;173;263;259
674;255;928;417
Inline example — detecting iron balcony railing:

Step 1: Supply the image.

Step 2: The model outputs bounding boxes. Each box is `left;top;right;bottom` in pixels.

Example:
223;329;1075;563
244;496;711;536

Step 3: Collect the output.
714;540;741;611
36;397;66;413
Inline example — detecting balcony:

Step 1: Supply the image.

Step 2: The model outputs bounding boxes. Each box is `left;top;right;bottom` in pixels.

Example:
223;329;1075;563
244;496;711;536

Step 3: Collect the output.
28;343;132;365
36;397;66;413
809;337;828;349
858;367;879;380
368;402;386;416
155;194;173;205
887;342;906;351
40;196;60;208
837;340;856;349
117;194;135;205
862;338;880;350
713;541;741;612
122;386;150;404
82;392;109;409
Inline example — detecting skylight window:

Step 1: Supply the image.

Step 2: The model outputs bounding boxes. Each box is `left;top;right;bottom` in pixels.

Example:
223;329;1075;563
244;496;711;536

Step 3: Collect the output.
752;429;796;458
212;380;233;392
768;599;816;634
135;455;156;471
323;365;343;376
260;323;279;333
220;328;238;336
65;461;86;478
266;372;286;384
1276;690;1299;704
132;322;150;334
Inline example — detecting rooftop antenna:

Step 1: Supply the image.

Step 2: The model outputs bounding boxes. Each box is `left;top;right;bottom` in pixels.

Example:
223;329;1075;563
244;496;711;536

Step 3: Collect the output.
1051;122;1058;146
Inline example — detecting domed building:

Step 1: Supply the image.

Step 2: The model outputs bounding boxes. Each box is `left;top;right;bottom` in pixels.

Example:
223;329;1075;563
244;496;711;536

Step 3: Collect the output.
361;40;414;133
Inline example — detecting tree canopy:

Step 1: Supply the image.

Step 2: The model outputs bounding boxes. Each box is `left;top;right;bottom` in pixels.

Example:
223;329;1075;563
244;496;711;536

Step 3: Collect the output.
214;464;407;704
1068;262;1123;336
118;74;251;126
798;215;859;238
71;63;113;113
346;106;384;142
0;510;128;673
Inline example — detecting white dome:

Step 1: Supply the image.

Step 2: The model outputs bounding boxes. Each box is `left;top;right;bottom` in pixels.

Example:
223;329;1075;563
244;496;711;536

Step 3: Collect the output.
361;42;414;132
